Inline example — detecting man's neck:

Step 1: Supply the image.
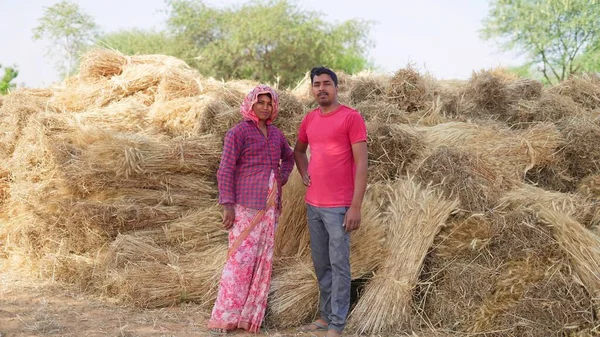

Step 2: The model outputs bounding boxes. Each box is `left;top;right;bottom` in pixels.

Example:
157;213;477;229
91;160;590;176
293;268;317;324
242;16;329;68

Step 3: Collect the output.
319;101;341;114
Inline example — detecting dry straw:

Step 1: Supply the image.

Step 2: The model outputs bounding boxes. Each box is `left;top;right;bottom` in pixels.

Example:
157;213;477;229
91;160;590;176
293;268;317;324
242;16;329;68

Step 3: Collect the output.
273;169;309;258
386;66;435;112
267;257;319;328
78;48;129;80
367;122;426;182
348;178;458;334
550;74;600;111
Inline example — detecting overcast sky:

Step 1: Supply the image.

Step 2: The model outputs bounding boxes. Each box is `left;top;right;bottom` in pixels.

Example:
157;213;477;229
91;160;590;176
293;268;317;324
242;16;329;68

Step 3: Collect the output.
0;0;525;88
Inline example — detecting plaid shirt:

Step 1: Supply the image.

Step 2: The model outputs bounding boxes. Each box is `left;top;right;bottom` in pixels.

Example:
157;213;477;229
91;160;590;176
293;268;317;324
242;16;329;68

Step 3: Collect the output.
217;120;294;210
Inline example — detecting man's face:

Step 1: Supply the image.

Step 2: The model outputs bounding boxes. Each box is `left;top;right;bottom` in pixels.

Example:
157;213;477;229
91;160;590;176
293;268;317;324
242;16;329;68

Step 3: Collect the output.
311;74;338;106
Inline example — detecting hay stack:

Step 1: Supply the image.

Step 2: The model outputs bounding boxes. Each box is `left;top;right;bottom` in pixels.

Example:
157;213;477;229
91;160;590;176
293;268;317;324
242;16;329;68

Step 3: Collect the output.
463;69;543;122
354;101;408;124
367;123;426;182
348;71;389;104
0;88;54;159
423;191;595;336
558;116;600;182
348;178;458;334
79;48;128;80
420;121;564;184
413;146;503;212
386;66;435;112
551;74;600;111
513;92;582;126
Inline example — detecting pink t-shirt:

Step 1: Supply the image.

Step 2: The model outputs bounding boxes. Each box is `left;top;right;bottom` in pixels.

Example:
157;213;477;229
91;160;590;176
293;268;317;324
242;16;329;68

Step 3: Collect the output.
298;105;367;207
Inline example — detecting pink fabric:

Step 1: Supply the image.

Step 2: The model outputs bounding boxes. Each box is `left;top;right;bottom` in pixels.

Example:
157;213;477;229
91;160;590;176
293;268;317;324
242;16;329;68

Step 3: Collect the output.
208;172;279;333
297;105;367;207
240;84;279;124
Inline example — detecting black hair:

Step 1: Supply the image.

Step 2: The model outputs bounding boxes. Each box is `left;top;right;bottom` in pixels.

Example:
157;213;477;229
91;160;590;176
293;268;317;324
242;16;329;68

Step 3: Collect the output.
310;66;338;87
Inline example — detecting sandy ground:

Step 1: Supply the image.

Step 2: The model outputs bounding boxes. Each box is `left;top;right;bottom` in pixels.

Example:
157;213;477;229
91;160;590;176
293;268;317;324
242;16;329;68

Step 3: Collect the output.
0;271;328;337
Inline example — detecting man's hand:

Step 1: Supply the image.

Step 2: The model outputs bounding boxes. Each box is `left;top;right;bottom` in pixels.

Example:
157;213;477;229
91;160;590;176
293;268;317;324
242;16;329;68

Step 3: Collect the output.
302;173;311;187
344;206;361;232
223;204;235;230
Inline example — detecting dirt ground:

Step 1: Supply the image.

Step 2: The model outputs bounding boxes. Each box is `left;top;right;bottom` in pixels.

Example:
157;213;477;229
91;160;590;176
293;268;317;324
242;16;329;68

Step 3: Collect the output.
0;271;326;337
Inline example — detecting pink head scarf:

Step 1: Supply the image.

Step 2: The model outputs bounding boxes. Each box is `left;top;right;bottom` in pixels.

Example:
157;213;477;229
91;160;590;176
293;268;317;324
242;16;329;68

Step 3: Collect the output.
240;84;279;124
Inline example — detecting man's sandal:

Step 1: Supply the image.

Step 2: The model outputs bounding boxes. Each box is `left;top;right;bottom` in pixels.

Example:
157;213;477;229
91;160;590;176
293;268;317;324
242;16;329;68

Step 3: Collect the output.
297;321;328;332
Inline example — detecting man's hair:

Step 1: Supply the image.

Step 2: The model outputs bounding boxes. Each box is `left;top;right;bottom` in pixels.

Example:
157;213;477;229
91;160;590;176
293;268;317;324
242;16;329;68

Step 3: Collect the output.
310;66;338;87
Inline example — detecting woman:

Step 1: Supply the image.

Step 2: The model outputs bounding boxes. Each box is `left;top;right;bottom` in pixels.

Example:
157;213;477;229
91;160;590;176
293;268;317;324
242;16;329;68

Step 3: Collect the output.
208;85;295;335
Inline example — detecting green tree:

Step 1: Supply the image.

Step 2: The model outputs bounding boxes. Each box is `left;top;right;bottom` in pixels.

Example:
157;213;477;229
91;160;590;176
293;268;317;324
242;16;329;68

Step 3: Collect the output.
166;0;374;87
482;0;600;84
32;0;99;78
97;28;177;56
0;64;19;95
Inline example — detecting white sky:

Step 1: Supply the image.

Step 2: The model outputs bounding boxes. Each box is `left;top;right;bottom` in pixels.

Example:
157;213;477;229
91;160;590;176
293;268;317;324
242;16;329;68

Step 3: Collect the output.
0;0;525;88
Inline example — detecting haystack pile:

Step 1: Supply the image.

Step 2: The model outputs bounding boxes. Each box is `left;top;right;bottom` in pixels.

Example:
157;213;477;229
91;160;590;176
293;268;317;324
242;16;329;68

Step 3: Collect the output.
1;49;600;336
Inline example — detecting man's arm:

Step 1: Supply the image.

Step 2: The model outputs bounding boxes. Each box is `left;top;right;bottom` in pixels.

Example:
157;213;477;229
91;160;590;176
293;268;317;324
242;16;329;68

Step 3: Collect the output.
344;141;368;232
293;140;311;186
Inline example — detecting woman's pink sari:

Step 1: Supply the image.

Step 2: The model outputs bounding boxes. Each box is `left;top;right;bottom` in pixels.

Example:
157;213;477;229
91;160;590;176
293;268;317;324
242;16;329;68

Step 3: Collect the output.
208;172;279;333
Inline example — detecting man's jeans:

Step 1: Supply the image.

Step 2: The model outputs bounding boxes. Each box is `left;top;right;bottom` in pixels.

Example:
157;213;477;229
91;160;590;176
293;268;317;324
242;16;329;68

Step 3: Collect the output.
306;204;351;332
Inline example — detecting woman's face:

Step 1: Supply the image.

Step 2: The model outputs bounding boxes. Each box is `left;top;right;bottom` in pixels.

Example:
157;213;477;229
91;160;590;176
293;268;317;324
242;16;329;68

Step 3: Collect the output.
252;93;273;122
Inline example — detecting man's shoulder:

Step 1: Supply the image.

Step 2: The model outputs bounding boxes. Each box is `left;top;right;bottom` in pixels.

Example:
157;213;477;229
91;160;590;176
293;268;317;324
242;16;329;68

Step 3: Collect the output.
340;104;361;116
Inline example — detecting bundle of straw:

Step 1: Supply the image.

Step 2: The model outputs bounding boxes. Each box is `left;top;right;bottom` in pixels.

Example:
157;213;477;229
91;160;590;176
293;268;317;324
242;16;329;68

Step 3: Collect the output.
267;257;319;328
348;178;458;334
79;48;129;80
274;169;309;258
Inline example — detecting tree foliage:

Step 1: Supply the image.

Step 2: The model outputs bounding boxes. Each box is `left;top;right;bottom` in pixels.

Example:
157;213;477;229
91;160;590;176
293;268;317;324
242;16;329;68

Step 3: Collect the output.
97;29;177;56
32;0;99;78
482;0;600;84
0;64;19;95
165;0;374;87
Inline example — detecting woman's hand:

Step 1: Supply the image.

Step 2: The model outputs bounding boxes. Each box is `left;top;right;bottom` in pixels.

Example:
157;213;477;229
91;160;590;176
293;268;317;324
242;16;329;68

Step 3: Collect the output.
223;204;235;230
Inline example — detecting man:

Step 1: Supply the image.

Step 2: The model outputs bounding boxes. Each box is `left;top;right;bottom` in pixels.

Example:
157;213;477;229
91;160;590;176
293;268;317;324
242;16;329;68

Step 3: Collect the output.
294;67;368;337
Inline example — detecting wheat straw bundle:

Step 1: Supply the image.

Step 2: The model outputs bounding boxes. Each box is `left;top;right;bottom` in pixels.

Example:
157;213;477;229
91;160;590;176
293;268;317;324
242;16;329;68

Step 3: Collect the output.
413;146;502;212
551;74;600;111
49;78;121;112
0;89;53;158
463;69;542;119
472;122;564;181
203;79;257;107
433;214;493;259
107;244;227;308
103;234;176;269
163;204;228;252
354;101;408;124
512;92;582;126
534;206;600;297
147;96;231;137
267;257;319;328
67;199;189;235
129;54;191;69
348;178;458;334
386;66;435;112
79;48;129;80
66;128;222;179
347;71;389;104
579;174;600;199
274;169;309;257
70;95;151;132
155;66;204;102
367;122;426;182
349;183;389;278
558;116;600;181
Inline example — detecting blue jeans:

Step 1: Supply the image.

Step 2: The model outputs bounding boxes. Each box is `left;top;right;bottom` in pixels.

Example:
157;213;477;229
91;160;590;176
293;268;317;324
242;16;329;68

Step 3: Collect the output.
306;204;351;332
